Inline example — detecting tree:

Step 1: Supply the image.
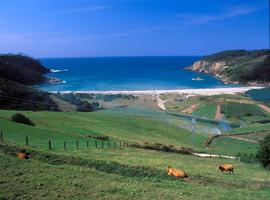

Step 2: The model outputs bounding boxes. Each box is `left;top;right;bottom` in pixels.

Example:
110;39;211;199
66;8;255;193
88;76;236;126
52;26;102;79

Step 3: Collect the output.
256;135;270;169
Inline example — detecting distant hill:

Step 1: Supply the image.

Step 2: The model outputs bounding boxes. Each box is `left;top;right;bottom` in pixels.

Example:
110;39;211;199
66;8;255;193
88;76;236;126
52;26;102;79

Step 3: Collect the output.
0;54;58;111
0;54;50;85
187;49;270;84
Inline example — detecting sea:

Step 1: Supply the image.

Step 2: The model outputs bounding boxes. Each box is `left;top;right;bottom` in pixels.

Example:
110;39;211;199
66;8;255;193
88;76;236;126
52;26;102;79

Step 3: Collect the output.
38;56;237;91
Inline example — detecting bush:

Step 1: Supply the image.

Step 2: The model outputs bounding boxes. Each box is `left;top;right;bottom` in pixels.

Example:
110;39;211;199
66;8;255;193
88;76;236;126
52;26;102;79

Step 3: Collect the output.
11;113;35;126
256;135;270;169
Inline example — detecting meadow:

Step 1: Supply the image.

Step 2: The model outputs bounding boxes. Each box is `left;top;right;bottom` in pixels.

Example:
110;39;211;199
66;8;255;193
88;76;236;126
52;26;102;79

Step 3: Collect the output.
0;104;269;199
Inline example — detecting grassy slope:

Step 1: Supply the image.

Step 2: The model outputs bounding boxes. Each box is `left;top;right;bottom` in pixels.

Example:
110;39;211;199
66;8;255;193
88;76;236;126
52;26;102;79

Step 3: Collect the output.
0;109;261;155
192;104;216;119
0;109;206;151
1;145;270;200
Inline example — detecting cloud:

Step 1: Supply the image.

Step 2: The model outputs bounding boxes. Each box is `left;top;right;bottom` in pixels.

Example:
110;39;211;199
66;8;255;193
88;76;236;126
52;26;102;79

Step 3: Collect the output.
177;5;267;24
48;6;104;15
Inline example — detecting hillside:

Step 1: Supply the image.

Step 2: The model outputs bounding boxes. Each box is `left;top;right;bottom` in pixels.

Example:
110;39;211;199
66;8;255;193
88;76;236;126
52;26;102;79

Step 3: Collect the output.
187;49;270;84
0;109;269;199
0;54;59;110
0;54;50;85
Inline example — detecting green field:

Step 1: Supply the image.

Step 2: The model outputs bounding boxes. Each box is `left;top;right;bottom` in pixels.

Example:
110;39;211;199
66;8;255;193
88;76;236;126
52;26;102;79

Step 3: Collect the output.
0;109;269;199
221;102;267;119
192;104;216;119
1;144;270;200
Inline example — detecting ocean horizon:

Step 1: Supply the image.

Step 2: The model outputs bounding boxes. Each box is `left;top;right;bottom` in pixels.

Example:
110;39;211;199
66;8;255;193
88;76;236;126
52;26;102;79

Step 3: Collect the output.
38;56;238;91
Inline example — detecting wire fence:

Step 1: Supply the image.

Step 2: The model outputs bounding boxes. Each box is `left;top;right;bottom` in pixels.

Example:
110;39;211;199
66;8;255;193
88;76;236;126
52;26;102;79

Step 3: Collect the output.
0;130;131;152
0;130;260;165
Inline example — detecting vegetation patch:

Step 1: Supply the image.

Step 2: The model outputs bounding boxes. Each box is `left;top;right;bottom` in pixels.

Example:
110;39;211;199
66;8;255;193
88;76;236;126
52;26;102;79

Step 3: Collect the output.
132;142;194;154
10;113;35;126
221;102;267;119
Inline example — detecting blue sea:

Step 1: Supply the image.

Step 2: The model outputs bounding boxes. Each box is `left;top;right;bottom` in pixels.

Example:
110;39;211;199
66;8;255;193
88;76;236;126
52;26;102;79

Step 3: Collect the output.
38;56;236;91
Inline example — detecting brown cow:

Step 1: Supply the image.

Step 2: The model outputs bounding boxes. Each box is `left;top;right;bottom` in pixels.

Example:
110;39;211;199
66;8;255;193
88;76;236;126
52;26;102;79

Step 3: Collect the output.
167;166;188;178
17;149;32;160
217;164;234;174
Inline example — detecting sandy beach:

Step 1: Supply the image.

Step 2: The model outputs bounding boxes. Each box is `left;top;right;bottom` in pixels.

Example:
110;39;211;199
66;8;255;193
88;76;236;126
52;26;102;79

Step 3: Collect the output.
52;86;263;96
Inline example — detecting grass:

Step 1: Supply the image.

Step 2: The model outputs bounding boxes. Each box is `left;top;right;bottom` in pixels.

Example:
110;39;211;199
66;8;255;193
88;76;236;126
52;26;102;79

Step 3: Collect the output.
226;124;270;135
0;108;265;156
207;136;259;155
221;102;267;119
0;107;270;199
192;104;217;119
0;109;207;151
1;144;270;200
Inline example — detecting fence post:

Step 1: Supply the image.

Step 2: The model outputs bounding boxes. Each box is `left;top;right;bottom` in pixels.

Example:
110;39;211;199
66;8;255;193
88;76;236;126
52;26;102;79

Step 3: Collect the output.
210;153;211;158
119;141;121;147
48;140;52;150
25;136;29;146
0;131;3;142
102;141;104;148
64;141;67;151
87;140;89;148
95;141;98;148
76;140;79;149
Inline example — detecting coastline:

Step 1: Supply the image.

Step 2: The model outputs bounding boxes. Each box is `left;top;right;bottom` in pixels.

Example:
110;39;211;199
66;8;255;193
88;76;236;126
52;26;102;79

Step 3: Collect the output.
49;86;264;95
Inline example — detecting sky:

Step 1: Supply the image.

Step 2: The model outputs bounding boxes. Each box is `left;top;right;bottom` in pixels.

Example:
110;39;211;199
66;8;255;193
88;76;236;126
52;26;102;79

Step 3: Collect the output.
0;0;269;57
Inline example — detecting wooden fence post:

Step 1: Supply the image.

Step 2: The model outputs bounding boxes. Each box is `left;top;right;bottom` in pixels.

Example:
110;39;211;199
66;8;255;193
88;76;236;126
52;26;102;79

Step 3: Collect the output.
64;141;67;151
76;140;79;149
95;141;98;148
0;131;3;142
87;140;89;148
119;141;121;147
25;136;29;146
48;140;52;150
210;153;211;158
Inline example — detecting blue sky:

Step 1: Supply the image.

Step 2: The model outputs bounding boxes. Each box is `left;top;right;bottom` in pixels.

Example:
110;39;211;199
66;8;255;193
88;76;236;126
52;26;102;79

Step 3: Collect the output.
0;0;269;57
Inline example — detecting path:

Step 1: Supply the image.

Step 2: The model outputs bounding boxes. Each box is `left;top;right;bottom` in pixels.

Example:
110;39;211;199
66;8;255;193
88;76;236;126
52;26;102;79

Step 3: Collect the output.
228;136;259;144
258;104;270;113
192;152;236;159
155;94;166;110
182;104;199;114
215;104;221;120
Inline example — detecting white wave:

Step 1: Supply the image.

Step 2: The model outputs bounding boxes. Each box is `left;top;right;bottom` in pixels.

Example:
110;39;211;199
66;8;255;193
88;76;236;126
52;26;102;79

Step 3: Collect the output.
50;69;68;73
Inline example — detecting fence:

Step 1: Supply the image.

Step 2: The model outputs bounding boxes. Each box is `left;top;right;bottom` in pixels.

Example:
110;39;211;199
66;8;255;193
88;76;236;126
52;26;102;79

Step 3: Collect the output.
0;130;259;164
0;130;130;151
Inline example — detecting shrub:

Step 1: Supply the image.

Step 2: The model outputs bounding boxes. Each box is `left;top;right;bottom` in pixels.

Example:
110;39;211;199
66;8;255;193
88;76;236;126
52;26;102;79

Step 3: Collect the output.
11;113;35;126
256;135;270;169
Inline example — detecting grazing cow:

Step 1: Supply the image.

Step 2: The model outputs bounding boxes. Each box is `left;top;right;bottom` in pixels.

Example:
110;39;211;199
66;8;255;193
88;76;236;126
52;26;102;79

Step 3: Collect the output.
217;164;234;174
17;149;32;160
167;166;188;178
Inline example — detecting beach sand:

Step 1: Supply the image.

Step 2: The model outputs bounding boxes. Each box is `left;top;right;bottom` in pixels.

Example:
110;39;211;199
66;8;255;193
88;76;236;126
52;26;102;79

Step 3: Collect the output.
53;86;263;96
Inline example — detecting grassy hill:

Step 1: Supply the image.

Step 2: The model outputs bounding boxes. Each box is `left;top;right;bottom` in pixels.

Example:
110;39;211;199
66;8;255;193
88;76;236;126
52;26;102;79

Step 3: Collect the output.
1;145;270;200
0;108;260;155
187;49;270;84
0;108;269;199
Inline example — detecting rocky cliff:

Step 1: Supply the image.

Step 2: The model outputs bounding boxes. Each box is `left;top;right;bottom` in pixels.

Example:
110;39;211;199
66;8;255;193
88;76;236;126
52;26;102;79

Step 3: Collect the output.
187;49;270;85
